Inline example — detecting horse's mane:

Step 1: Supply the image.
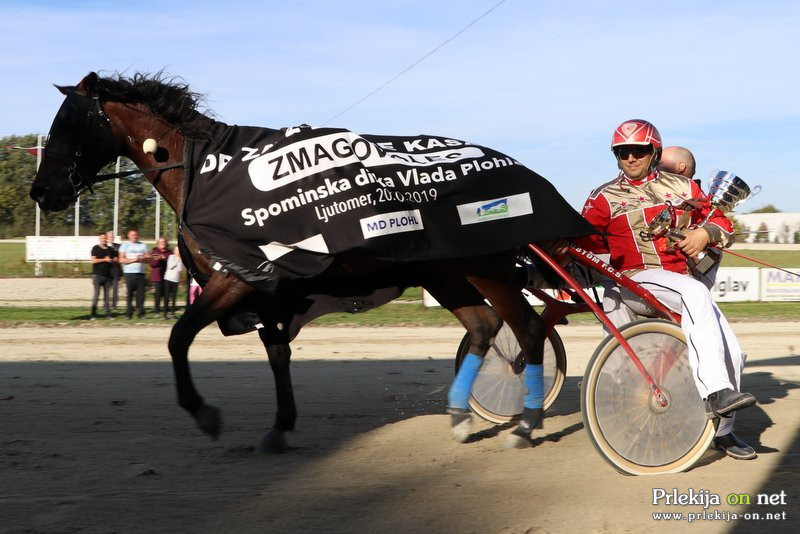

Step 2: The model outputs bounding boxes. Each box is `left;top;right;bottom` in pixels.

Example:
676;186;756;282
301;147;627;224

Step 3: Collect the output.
97;72;219;139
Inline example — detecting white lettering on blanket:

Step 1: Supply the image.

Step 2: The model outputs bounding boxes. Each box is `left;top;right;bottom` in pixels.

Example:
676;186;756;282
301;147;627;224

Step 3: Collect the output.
247;132;485;192
314;194;373;224
241;178;357;226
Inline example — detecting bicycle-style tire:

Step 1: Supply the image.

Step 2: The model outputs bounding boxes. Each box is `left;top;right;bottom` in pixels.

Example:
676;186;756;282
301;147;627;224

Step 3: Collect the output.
454;322;567;423
581;319;715;475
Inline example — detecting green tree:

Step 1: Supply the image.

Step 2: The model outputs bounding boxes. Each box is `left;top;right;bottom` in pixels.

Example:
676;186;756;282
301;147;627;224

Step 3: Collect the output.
0;136;168;239
728;215;746;240
0;135;44;238
86;158;152;236
754;222;770;243
749;204;781;213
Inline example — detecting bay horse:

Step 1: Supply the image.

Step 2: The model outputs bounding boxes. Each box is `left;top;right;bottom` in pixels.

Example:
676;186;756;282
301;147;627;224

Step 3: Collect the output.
30;72;593;452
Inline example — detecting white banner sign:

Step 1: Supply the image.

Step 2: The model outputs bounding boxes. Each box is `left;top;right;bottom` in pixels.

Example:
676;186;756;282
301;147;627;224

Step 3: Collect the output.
760;267;800;301
26;236;100;262
709;268;761;302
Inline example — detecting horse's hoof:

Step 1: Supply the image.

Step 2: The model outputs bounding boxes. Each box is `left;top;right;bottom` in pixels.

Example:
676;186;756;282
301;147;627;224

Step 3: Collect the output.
194;404;222;439
448;408;472;443
503;407;543;448
502;430;533;449
257;429;288;454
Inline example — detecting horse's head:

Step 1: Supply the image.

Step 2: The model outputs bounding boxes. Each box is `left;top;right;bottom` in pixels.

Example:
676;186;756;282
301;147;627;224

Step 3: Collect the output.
30;72;119;211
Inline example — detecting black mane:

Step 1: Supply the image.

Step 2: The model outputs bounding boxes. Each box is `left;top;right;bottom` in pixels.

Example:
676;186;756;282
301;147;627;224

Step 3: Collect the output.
97;72;219;139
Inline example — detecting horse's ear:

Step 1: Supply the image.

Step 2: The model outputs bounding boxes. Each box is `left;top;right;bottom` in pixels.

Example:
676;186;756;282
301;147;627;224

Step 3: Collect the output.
55;84;78;95
77;72;100;95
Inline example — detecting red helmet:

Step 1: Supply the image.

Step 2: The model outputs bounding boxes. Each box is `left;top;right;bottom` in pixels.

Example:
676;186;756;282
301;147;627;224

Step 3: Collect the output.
611;119;662;172
611;119;662;149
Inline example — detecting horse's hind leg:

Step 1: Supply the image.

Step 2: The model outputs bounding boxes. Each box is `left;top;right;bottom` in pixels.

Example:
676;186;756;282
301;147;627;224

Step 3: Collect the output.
424;279;503;443
255;324;296;454
464;259;547;448
167;273;253;439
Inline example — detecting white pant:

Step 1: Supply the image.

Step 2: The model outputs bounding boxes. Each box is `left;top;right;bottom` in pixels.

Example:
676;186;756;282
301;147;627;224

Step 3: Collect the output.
602;269;744;436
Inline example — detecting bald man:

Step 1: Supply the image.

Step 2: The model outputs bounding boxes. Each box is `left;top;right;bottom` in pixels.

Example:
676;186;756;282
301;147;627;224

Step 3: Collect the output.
658;146;748;458
659;145;697;179
659;146;723;289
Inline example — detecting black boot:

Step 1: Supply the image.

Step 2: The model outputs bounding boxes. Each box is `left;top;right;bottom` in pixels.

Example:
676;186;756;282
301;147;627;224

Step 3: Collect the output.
705;388;756;419
713;432;757;460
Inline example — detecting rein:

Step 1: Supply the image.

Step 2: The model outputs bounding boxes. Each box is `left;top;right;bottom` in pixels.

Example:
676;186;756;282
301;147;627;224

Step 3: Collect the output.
714;247;800;278
90;161;185;185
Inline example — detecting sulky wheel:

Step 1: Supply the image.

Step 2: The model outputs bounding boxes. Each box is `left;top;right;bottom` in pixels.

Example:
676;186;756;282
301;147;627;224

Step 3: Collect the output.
581;319;715;475
455;322;567;424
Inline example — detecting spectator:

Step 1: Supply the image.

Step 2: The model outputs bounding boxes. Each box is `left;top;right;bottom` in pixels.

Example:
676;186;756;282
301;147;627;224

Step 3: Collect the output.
105;230;121;311
89;233;115;320
163;245;184;318
189;275;203;305
118;229;150;319
150;236;172;317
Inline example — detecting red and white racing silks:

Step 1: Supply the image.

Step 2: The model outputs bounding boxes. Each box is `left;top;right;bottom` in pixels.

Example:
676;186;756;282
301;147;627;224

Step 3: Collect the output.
578;170;734;275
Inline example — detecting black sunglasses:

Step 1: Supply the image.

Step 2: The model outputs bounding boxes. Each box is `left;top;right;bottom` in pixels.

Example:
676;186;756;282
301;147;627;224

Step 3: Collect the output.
615;145;653;159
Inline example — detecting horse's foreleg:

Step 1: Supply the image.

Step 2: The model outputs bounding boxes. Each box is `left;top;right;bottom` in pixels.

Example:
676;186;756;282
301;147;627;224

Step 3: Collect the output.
167;273;253;439
256;326;296;454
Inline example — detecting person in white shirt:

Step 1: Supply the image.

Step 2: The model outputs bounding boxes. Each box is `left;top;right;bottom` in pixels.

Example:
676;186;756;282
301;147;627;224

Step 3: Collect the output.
118;229;150;319
163;246;184;318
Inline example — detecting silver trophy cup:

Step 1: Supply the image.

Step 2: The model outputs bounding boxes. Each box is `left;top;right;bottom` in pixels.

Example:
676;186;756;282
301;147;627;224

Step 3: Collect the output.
706;170;761;215
642;169;761;240
642;206;675;240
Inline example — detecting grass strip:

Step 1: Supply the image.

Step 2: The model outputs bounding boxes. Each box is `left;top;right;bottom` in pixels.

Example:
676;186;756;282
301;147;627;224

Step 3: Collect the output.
0;301;795;327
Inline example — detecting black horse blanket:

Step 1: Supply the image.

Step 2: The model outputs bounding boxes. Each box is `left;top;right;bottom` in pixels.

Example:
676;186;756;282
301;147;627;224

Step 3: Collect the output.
183;124;594;292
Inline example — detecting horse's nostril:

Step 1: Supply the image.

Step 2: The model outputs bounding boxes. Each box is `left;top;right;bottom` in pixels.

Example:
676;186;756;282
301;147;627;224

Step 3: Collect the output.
30;185;46;203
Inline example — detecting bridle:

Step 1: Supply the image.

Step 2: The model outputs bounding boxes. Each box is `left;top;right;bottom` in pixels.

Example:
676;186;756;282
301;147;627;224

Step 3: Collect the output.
46;90;184;199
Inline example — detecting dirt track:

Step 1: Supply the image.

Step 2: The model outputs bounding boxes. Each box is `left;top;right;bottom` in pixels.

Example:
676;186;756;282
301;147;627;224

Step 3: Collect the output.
1;321;799;533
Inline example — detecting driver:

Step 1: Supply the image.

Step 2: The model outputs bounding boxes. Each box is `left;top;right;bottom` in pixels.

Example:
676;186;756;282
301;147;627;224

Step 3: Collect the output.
602;145;720;325
577;119;757;460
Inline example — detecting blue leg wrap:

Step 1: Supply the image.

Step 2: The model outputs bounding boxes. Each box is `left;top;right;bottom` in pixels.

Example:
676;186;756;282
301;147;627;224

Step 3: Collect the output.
524;364;544;409
448;353;482;409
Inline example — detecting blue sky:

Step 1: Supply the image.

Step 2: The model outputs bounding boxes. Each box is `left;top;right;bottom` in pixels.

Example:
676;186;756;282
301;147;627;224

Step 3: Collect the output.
2;0;798;212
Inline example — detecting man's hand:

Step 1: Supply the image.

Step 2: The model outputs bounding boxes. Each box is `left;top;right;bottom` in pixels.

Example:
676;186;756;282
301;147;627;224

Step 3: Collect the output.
548;239;570;256
677;228;710;258
539;239;572;265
